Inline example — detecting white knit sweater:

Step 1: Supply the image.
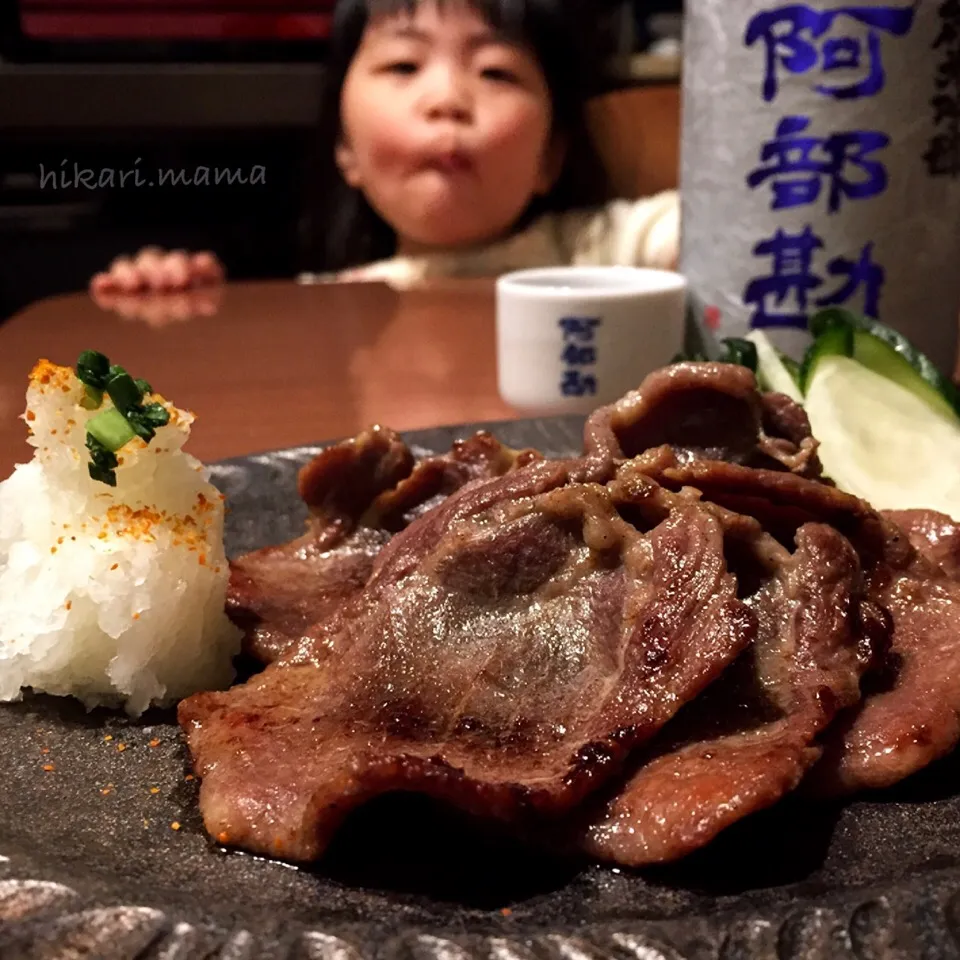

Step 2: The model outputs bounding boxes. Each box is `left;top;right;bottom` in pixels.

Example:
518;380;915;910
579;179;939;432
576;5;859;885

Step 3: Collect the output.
302;190;680;288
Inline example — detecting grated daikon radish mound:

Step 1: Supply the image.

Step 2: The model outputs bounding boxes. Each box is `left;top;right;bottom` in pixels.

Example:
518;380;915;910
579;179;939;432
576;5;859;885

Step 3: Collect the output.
0;359;241;716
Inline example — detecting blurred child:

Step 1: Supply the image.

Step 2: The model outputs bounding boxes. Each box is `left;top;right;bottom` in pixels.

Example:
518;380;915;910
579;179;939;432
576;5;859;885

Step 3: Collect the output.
91;0;679;299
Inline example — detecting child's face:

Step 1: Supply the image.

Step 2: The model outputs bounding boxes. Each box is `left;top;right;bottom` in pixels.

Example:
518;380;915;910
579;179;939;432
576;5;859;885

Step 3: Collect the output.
336;0;561;251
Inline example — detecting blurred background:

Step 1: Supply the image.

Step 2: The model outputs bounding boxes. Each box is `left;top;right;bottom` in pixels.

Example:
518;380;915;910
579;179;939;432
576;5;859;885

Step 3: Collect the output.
0;0;683;320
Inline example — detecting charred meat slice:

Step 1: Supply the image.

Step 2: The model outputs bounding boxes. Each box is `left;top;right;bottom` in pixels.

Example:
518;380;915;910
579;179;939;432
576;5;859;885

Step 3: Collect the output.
584;363;821;478
179;459;755;862
631;448;879;548
808;510;960;795
758;392;822;477
298;426;415;544
228;427;412;663
884;509;960;578
579;516;865;866
228;429;541;664
628;454;960;798
368;431;543;531
226;527;391;666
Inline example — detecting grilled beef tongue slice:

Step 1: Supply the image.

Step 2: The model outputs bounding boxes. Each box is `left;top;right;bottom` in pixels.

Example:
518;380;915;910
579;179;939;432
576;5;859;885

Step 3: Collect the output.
179;458;755;863
628;452;960;798
228;428;540;664
629;448;879;549
584;362;822;478
808;509;960;795
884;509;960;578
577;504;866;866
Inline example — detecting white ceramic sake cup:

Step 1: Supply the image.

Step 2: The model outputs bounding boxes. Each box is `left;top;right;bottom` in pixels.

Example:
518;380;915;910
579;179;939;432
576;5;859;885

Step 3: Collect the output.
495;266;688;414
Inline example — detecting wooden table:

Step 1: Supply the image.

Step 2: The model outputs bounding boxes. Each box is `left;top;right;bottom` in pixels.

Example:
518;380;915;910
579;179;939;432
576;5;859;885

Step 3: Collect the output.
0;280;517;476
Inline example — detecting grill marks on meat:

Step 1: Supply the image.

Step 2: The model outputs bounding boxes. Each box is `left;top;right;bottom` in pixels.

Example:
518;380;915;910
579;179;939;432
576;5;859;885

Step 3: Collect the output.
368;432;543;531
179;460;756;862
186;362;960;869
808;511;960;795
625;453;960;799
579;517;865;866
227;427;411;663
299;426;415;544
584;363;822;478
227;527;392;665
631;448;880;549
228;428;541;664
884;509;960;578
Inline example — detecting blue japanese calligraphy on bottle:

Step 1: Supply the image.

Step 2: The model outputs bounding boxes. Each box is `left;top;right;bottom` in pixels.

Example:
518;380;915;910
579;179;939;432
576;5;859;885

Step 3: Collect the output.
680;0;960;374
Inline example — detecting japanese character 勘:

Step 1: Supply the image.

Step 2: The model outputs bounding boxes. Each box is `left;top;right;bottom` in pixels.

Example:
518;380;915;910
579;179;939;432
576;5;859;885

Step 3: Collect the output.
743;227;885;329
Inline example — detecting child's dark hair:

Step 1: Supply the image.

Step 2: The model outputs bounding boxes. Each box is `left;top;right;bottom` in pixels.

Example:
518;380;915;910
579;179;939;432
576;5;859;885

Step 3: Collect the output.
302;0;614;273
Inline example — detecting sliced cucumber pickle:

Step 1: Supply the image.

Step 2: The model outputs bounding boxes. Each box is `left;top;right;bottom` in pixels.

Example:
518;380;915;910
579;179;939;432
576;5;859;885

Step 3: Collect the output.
804;355;960;518
799;322;854;394
746;331;803;402
807;308;960;422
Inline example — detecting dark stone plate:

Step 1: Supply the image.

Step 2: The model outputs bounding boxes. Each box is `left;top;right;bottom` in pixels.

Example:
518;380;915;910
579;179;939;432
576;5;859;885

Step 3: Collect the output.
4;418;960;960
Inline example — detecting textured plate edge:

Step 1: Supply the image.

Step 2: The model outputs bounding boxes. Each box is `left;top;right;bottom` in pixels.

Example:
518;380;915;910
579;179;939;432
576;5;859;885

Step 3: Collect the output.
5;416;960;959
4;873;960;960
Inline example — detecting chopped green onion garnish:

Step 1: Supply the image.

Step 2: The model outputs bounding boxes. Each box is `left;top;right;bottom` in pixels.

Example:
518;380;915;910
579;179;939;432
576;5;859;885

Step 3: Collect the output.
126;412;156;443
105;372;142;416
80;385;104;410
88;463;117;486
87;407;136;453
76;351;110;390
85;433;119;487
140;403;170;427
78;350;170;486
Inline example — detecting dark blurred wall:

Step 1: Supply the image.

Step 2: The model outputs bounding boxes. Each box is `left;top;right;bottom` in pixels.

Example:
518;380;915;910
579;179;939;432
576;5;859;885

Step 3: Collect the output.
0;130;308;318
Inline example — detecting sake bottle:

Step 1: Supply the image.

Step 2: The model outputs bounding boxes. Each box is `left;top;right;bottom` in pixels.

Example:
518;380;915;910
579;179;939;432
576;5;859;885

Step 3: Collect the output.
680;0;960;375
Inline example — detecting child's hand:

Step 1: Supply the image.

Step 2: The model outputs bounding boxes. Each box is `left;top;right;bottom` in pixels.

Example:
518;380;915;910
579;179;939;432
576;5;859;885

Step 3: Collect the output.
335;258;428;290
90;286;223;328
89;247;224;294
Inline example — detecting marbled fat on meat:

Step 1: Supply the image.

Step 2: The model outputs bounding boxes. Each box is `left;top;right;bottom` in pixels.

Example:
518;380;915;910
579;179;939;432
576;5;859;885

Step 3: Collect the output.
180;459;755;862
184;362;960;866
809;510;960;794
579;511;866;865
623;456;960;799
228;427;541;664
